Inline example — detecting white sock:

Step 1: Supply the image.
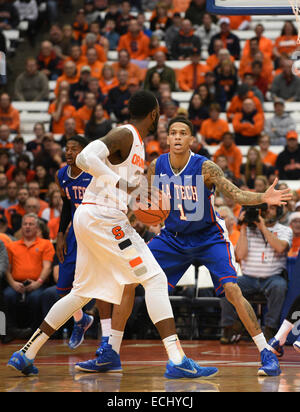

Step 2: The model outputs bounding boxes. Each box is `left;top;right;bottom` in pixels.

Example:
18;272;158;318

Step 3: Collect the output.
73;309;83;323
253;332;271;352
21;329;49;360
275;320;294;346
108;329;124;354
162;334;185;364
100;318;111;338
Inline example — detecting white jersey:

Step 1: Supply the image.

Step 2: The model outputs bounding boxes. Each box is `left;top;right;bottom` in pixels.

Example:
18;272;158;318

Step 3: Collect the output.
82;124;145;212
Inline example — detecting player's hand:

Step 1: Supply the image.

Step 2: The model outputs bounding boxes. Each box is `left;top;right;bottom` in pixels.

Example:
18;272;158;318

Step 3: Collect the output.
262;178;292;206
56;232;67;263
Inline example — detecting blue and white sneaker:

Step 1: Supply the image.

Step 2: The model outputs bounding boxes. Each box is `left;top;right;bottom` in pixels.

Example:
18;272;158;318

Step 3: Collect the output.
68;313;94;349
293;335;300;353
75;343;122;373
7;351;39;376
95;336;109;357
268;337;284;358
257;348;281;376
164;356;218;379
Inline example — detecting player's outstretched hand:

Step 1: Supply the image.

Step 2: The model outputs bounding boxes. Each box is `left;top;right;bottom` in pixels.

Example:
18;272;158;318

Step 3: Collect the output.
262;178;293;206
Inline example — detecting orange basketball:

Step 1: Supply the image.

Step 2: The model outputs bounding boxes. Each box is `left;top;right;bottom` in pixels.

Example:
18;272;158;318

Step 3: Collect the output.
133;189;170;225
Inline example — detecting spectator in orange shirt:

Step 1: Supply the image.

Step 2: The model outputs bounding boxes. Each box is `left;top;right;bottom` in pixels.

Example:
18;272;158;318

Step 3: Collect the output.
3;212;55;334
217;206;240;247
251;60;270;98
177;51;209;92
213;131;243;179
274;21;298;60
148;35;169;59
227;15;251;31
112;49;144;85
64;44;87;68
227;83;263;122
48;90;77;134
81;33;107;63
5;187;29;231
89;21;109;55
242;24;273;60
145;140;162;165
99;64;119;96
79;48;104;80
75;92;97;134
239;37;273;82
117;18;150;60
233;98;264;146
150;2;173;33
258;134;278;168
72;8;89;43
54;61;79;96
0;93;20;133
36;40;63;81
200;103;229;145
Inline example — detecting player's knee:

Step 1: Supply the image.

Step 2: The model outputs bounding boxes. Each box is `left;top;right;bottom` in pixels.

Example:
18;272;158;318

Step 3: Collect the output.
224;282;242;305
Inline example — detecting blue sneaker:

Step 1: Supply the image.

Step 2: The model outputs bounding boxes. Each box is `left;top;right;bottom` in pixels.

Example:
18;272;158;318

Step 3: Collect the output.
258;348;281;376
95;336;109;357
268;337;284;358
7;351;39;376
75;343;122;373
164;356;218;379
68;313;94;349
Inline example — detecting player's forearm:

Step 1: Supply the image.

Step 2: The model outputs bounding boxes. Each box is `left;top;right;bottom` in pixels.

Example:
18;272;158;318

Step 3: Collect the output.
218;179;264;205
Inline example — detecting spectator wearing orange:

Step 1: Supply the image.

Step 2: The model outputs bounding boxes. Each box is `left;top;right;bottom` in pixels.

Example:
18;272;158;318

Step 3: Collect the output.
251;60;270;98
64;44;87;68
41;190;61;222
227;15;251;30
288;212;300;257
79;48;104;80
177;51;209;92
72;8;89;43
242;24;273;60
48;216;60;242
233;98;264;146
3;213;55;332
54;61;79;96
227;84;263;122
99;64;119;96
208;17;241;60
157;123;170;154
5;187;29;231
200;103;229;145
6;154;35;184
0;93;20;133
217;206;240;247
239;37;273;82
206;43;235;72
75;92;97;134
213;131;242;179
36;40;63;81
146;140;162;166
0;212;14;249
48;90;77;134
112;49;144;85
117;18;150;60
274;21;298;60
148;35;169;59
150;3;173;33
89;21;109;56
81;33;107;63
258;134;278;168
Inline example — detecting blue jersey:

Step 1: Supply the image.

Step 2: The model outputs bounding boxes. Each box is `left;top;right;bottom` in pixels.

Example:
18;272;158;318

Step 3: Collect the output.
57;165;92;217
154;152;216;234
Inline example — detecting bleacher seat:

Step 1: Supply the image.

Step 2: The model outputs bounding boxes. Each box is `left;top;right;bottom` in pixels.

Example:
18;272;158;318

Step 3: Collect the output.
13;102;49;112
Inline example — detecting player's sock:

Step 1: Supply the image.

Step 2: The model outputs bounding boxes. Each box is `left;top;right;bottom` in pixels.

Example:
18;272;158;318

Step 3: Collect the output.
253;332;272;352
100;318;112;338
20;329;49;360
163;334;185;364
108;329;124;354
73;309;84;323
275;320;294;346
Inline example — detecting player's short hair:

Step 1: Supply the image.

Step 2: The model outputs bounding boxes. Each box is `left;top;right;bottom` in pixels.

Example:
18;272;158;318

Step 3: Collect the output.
167;117;194;135
128;90;158;119
67;135;89;148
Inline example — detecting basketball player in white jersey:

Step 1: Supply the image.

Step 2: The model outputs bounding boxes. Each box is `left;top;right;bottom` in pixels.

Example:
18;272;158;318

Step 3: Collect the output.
7;90;218;380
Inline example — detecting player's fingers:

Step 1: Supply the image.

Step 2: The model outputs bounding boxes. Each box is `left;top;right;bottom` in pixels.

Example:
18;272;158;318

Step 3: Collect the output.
270;177;278;188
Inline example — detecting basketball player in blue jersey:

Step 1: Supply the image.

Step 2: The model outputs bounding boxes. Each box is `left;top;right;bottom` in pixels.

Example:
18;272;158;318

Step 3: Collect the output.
78;117;292;377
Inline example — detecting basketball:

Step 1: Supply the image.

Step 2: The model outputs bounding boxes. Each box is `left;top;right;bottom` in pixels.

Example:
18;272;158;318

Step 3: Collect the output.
133;189;170;225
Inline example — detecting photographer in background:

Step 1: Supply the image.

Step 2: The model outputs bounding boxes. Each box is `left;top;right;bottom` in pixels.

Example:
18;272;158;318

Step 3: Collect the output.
220;203;293;343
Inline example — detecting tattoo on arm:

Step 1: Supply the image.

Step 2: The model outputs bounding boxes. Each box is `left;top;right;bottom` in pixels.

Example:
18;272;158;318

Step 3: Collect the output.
202;160;264;205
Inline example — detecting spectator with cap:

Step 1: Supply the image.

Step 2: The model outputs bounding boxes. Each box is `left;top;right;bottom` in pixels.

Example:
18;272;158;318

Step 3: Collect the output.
117;18;150;61
288;212;300;257
213;131;243;179
112;49;144;86
226;83;263;122
171;18;201;60
271;59;300;102
233;98;264;146
208;17;241;60
0;93;20;134
177;50;209;92
69;66;91;109
144;51;176;91
264;99;296;145
200;103;229;145
14;58;49;102
276;130;300;180
36;41;63;81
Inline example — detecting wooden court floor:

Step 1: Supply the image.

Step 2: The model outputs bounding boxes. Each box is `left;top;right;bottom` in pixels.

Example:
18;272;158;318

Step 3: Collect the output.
1;339;300;392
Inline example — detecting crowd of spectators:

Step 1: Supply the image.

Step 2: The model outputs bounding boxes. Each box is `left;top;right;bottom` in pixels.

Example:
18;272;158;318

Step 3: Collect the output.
0;0;300;342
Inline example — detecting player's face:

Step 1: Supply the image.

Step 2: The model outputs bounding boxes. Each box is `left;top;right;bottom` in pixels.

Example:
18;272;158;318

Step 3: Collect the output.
167;123;194;155
66;141;83;166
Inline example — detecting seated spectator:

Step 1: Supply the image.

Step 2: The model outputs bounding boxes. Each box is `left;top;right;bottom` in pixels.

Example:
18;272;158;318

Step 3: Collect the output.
195;83;216;112
5;187;29;232
264;99;296;145
288;212;300;257
190;136;210;159
41;190;62;222
75;92;97;134
79;48;104;80
254;175;269;194
146;140;161;165
3;213;55;336
215;154;237;184
112;49;144;86
87;77;106;107
72;8;89;43
144;71;161;96
28;181;49;215
105;69;131;123
213;131;243;179
275;130;300;180
157;123;170;154
0;125;13;150
258;134;278;168
242;23;273;60
85;103;112;141
217;206;240;247
148;35;168;58
0;180;18;210
207;40;234;71
150;2;173;34
243;72;264;103
240;147;270;189
60;24;77;58
136;12;152;39
185;0;217;26
48;90;77;135
14;58;49;102
103;0;122;27
64;44;88;68
273;21;298;61
0;0;19;30
214;58;238;105
36;41;63;81
0;93;20;133
164;12;182;50
239;37;273;82
177;51;209;92
9;136;34;167
251;60;271;98
99;64;119;97
69;66;92;109
34;164;54;200
200;103;229;145
81;33;107;63
57;118;78;148
171;18;201;60
26;122;45;156
145;51;176;92
157;81;179;109
208;17;241;60
83;0;100;25
48;24;65;56
159;101;178;124
271;59;300;102
188;92;210;133
227;84;263;122
117;18;150;61
87;21;110;56
233;98;264;146
102;18;120;50
195;12;218;49
54;60;79;97
0;172;7;201
34;133;62;178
